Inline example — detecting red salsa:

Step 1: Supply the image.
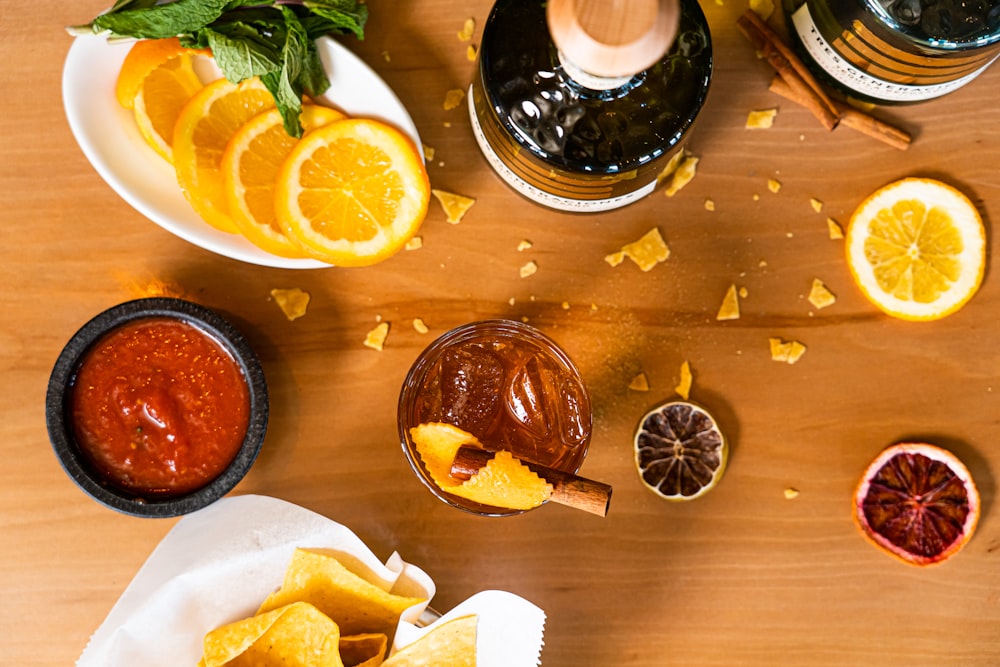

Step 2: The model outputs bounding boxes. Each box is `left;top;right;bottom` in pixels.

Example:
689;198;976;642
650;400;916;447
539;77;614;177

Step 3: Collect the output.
70;317;250;497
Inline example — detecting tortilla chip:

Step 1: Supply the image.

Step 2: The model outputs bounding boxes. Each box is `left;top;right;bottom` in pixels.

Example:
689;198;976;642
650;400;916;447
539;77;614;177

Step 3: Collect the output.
745;109;776;129
258;550;425;640
613;228;670;272
340;633;389;667
443;89;465;111
383;615;478;667
675;361;692;400
364;322;390;351
628;372;650;392
664;156;698;196
271;288;310;321
808;278;836;309
201;602;343;667
716;284;740;320
431;189;476;223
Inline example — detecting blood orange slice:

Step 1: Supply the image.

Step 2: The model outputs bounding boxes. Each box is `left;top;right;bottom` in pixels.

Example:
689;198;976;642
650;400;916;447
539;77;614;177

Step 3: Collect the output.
854;442;979;566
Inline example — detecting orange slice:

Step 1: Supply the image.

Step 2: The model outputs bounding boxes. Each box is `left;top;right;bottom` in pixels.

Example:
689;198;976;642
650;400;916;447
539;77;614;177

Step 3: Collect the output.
115;38;209;163
173;77;276;233
854;442;979;566
845;177;986;321
221;105;346;257
275;119;430;266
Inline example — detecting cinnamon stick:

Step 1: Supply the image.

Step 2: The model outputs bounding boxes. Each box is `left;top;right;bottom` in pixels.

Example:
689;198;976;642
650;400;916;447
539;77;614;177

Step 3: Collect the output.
450;445;612;517
768;76;911;150
737;9;840;130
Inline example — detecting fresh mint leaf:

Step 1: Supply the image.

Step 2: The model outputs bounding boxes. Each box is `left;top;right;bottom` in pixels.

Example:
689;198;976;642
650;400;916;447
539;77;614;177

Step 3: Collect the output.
203;20;284;83
93;0;232;39
305;0;369;40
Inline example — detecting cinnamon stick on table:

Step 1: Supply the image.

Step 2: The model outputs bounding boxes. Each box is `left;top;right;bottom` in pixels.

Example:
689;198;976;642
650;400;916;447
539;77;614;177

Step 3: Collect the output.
737;9;840;130
768;76;911;150
450;445;613;517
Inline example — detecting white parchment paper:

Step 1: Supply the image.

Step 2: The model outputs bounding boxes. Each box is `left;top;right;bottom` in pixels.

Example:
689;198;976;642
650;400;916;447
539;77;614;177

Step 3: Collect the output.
77;495;545;666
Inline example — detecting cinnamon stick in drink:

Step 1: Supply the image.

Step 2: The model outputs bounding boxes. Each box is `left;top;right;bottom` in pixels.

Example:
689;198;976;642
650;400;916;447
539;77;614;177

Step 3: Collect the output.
450;445;612;517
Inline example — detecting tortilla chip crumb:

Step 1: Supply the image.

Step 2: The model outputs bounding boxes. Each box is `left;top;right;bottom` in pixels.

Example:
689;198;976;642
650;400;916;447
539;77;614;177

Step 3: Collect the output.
467;44;478;61
716;284;740;321
752;193;760;201
520;260;538;278
656;149;688;185
431;189;475;223
364;322;390;351
561;301;570;310
517;240;533;252
458;17;475;41
739;286;749;299
629;372;650;392
768;178;782;193
270;288;310;321
665;156;699;197
422;144;436;161
676;361;693;400
808;278;836;309
810;197;824;213
746;108;777;129
704;198;716;211
784;487;800;499
381;50;391;62
769;337;806;364
827;218;844;239
405;236;423;251
751;0;775;18
443;89;465;110
611;228;670;272
412;318;429;334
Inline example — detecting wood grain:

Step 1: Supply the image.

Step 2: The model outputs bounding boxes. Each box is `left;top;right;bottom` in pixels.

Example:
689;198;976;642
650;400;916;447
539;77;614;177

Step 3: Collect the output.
2;0;1000;665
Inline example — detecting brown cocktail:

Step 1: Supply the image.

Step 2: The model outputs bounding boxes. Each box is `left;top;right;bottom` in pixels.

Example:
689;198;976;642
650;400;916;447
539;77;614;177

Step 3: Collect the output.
398;320;592;515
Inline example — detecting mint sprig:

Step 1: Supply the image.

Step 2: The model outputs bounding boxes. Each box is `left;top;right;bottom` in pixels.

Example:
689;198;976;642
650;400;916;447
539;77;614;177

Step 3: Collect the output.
70;0;368;137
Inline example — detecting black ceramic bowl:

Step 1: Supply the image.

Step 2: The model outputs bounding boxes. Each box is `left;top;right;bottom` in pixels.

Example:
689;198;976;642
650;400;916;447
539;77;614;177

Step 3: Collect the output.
45;297;268;518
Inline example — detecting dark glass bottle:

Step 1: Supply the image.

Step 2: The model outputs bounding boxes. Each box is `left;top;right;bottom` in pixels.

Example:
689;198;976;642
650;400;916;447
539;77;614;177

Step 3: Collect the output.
784;0;1000;104
469;0;712;212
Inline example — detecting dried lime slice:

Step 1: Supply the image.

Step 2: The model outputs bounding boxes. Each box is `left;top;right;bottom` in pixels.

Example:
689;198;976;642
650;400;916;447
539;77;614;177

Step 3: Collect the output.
634;401;727;500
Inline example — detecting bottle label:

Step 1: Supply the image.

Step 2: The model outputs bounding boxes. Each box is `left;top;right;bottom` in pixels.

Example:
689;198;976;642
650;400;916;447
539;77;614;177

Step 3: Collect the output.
792;4;999;102
467;88;656;212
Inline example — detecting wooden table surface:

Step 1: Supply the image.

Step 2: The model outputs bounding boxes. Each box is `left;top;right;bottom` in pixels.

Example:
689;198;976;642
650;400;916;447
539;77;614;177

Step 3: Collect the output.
4;0;1000;664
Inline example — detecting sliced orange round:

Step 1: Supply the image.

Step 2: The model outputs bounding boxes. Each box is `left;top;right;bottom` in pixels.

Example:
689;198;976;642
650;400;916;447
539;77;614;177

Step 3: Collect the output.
115;38;210;163
275;118;430;266
634;401;727;501
845;177;985;321
221;105;346;257
854;442;979;566
173;77;276;233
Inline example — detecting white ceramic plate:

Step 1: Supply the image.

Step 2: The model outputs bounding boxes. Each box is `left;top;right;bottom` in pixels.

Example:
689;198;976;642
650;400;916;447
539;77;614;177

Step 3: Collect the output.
63;35;422;269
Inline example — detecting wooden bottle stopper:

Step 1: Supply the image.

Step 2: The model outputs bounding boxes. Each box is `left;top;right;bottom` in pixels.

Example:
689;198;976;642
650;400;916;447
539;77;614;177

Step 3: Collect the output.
547;0;680;79
450;445;613;517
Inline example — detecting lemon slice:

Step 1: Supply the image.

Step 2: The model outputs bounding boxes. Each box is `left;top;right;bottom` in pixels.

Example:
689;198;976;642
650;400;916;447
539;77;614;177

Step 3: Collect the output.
845;177;985;321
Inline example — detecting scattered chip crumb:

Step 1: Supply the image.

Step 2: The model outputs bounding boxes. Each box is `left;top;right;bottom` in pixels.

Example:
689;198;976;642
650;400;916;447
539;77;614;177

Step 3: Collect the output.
520;260;538;278
561;301;570;310
381;50;391;62
675;361;693;400
768;178;782;193
786;232;794;238
609;228;670;272
412;318;429;334
405;236;423;250
521;316;530;323
458;17;475;41
508;297;516;306
270;288;310;321
443;121;452;128
629;372;650;392
656;150;688;185
810;197;824;213
717;284;740;321
422;144;436;161
752;193;760;201
827;218;844;239
769;337;807;364
808;278;836;309
664;155;699;197
750;0;775;19
431;189;475;223
443;89;465;110
784;487;800;499
704;198;715;211
364;322;390;351
738;286;749;299
467;44;478;61
746;108;777;129
759;259;768;269
517;240;533;251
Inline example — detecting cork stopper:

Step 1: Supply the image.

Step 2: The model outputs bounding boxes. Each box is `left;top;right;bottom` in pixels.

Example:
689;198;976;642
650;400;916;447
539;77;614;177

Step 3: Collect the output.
547;0;680;79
